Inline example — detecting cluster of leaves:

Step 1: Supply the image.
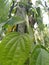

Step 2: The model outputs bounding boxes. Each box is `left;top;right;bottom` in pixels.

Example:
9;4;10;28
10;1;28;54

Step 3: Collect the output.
0;0;49;65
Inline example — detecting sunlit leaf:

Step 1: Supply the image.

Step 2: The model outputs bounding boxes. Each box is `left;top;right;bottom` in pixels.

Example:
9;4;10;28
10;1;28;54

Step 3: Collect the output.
0;32;32;65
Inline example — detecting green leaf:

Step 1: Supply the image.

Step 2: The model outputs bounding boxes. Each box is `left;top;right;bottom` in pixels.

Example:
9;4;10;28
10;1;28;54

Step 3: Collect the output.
30;45;49;65
0;0;12;23
3;16;24;29
0;32;32;65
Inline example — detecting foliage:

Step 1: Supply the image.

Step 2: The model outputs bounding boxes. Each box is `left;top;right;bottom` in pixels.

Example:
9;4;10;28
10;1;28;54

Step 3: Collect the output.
0;0;49;65
0;0;12;23
30;45;49;65
0;32;32;65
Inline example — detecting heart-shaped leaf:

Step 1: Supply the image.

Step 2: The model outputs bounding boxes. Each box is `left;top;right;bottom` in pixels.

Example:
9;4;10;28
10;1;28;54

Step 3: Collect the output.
0;32;32;65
